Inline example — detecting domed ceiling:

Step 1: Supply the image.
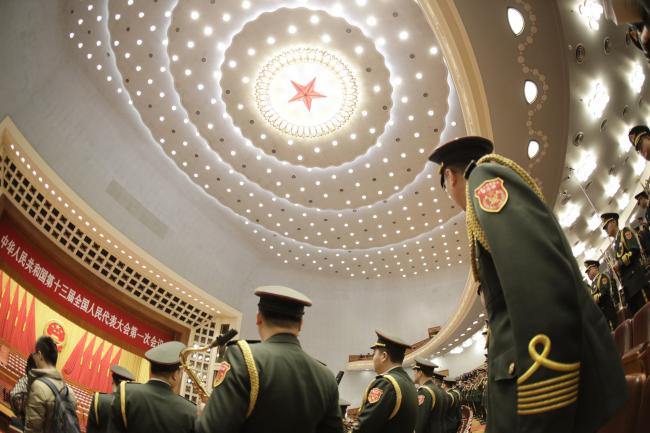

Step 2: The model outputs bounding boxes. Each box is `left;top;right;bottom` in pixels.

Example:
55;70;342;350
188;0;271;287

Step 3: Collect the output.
66;0;472;280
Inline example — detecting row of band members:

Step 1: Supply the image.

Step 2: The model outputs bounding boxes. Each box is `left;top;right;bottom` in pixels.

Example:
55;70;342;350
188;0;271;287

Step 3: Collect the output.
9;287;479;433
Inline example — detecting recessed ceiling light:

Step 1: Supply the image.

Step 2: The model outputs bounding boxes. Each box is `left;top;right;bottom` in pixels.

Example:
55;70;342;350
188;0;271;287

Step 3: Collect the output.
524;80;538;104
527;140;540;159
507;8;525;35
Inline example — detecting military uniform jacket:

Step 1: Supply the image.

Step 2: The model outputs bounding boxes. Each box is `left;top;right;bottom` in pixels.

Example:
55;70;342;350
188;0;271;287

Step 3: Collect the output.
196;333;342;433
111;380;196;433
466;158;627;433
352;366;417;433
590;272;619;329
415;380;447;433
87;392;112;433
614;227;645;299
444;388;460;433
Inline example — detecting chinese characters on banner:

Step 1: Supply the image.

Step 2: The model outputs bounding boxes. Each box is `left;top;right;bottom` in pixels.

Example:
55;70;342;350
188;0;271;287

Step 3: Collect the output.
0;220;173;353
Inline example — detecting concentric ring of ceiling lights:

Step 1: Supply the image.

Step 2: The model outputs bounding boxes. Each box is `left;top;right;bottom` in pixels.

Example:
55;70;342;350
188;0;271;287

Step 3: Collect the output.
66;0;470;279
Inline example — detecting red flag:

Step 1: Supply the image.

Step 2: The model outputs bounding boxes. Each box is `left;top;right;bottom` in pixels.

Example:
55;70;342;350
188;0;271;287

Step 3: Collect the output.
8;289;27;351
79;338;102;387
0;275;12;339
84;340;104;390
63;332;88;381
95;345;113;392
74;335;96;384
22;296;36;356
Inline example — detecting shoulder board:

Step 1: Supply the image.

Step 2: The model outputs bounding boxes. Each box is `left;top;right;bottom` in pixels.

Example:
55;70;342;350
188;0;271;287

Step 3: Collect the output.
175;393;197;406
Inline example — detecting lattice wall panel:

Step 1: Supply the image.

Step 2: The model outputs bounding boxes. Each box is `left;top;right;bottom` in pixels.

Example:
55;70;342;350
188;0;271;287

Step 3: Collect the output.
183;321;221;403
2;156;213;329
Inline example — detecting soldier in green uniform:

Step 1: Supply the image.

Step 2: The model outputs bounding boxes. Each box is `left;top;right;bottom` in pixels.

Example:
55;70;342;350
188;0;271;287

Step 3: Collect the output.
584;260;620;330
602;212;649;315
635;190;650;223
352;331;417;433
429;136;627;433
629;124;650;160
412;358;448;433
634;192;650;256
111;341;196;433
196;286;342;433
87;365;134;433
441;377;460;433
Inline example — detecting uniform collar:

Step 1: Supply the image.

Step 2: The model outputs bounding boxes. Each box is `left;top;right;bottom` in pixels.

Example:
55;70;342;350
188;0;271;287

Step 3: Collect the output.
266;332;301;346
147;378;172;389
383;365;404;376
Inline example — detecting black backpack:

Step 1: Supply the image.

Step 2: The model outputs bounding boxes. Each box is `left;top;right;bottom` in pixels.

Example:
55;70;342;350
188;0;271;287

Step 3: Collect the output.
37;377;81;433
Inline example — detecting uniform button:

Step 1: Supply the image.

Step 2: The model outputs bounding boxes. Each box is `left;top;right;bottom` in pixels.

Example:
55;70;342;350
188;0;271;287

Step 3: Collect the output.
508;362;516;375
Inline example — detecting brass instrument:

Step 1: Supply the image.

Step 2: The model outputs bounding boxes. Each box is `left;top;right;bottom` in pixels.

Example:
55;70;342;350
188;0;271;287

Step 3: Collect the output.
180;328;238;403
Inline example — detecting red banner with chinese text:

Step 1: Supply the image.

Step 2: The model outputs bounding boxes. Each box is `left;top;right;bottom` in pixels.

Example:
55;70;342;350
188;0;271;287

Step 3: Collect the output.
0;219;172;352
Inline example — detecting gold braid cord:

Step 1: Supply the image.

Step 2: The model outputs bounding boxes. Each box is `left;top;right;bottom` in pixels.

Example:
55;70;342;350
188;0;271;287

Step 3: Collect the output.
119;381;127;428
420;386;436;411
237;341;259;418
465;154;544;281
381;374;403;420
93;392;100;425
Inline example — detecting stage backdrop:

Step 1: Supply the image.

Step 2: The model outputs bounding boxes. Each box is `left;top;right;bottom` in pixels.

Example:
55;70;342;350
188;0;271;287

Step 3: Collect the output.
0;270;149;391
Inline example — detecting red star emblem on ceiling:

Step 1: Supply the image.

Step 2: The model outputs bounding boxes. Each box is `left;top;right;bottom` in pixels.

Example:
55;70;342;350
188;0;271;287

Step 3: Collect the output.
288;77;326;111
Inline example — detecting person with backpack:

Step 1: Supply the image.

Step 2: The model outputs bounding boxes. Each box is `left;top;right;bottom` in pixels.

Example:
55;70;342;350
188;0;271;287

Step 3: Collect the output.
24;336;79;433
